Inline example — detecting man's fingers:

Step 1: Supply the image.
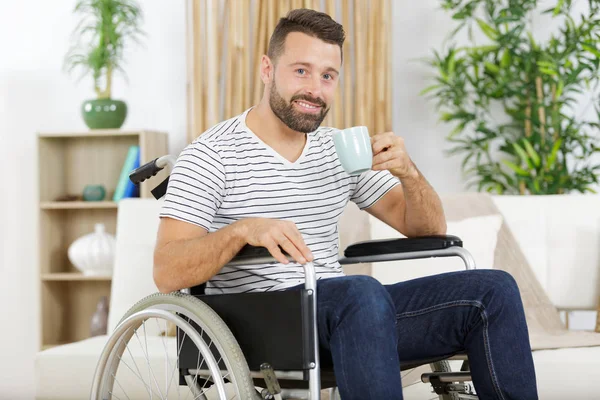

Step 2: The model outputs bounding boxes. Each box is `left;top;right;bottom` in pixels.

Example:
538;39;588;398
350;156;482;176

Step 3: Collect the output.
372;137;395;154
285;227;314;262
277;234;308;264
265;240;289;265
373;149;398;166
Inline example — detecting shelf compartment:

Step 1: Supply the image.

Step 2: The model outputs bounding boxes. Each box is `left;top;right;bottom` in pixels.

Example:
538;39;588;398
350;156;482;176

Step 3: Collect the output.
41;280;111;346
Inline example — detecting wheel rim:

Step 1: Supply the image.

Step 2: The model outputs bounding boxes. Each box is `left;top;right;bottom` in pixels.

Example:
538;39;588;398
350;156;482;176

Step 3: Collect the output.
91;304;243;400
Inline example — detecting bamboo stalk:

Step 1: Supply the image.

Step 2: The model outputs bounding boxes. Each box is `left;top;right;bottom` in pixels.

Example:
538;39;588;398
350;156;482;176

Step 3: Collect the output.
354;0;365;128
280;0;290;17
343;1;352;128
551;83;558;142
225;3;234;118
235;0;244;115
536;75;546;143
376;0;388;134
322;0;340;128
522;84;532;195
243;0;251;109
367;0;377;134
385;0;391;131
525;103;532;137
206;0;219;127
252;0;263;101
193;0;205;137
217;0;223;79
268;0;277;34
253;0;268;104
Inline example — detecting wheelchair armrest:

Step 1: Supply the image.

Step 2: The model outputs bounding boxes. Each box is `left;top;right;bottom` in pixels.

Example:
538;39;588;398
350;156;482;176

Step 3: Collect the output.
344;235;462;258
339;235;476;270
228;244;289;266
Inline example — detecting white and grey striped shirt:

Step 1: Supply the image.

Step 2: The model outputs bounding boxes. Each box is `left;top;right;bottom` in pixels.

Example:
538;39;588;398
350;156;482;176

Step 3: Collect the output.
159;108;400;294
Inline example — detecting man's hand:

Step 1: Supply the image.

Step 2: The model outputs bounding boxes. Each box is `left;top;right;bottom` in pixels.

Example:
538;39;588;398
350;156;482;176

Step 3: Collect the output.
237;218;314;265
371;132;418;180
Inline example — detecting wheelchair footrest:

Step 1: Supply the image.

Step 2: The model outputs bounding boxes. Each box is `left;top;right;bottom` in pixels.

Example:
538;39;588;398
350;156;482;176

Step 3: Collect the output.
421;371;472;383
421;372;473;396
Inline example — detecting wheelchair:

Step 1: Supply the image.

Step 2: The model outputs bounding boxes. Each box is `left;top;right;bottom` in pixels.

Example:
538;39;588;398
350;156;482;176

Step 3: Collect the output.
90;155;479;400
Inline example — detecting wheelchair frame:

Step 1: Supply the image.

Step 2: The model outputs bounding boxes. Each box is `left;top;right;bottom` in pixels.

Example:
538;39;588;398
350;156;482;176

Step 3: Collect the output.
185;247;476;400
92;155;479;400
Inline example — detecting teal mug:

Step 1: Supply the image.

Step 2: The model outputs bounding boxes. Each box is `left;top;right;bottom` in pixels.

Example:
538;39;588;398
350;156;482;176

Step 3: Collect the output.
332;126;373;175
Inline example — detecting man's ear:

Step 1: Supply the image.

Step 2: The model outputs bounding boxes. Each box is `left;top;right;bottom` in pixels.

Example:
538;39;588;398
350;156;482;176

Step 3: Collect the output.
260;55;274;85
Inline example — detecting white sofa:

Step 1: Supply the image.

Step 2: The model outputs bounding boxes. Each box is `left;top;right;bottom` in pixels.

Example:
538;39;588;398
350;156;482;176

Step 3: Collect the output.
35;194;600;399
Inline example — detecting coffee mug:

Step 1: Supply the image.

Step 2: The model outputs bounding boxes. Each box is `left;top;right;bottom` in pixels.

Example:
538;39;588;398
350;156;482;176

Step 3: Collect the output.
332;126;373;175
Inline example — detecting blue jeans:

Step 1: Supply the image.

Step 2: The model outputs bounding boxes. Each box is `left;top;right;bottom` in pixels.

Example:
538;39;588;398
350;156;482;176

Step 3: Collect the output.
303;270;538;400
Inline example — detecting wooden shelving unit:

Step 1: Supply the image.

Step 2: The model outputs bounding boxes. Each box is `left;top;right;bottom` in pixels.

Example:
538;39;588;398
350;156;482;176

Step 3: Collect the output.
37;129;168;350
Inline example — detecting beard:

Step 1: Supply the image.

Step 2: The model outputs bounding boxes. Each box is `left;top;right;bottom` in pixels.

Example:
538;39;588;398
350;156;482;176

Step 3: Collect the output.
269;79;330;133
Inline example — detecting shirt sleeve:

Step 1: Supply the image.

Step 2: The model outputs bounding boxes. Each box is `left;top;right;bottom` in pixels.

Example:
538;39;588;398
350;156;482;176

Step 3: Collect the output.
159;141;226;231
349;169;401;210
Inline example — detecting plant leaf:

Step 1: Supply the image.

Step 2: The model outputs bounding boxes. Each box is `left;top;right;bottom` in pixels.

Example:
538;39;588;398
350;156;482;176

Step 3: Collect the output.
476;18;499;40
522;139;541;167
502;160;530;176
548;139;563;168
512;142;535;169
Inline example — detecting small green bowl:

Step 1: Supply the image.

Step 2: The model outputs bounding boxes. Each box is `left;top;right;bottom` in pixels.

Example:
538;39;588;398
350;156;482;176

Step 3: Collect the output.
83;184;106;201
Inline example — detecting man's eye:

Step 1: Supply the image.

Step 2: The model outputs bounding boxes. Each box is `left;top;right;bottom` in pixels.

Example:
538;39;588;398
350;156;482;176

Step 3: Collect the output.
296;68;305;75
323;73;332;80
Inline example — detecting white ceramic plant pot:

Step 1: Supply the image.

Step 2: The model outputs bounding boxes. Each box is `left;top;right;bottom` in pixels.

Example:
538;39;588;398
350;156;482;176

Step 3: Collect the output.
68;223;116;276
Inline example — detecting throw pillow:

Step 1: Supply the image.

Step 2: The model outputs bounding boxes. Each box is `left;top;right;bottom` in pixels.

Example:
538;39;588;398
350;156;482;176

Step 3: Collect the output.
368;214;503;285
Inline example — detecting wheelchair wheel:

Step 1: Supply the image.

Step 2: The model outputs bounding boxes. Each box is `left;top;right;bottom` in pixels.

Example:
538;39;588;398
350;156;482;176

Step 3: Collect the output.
90;292;260;400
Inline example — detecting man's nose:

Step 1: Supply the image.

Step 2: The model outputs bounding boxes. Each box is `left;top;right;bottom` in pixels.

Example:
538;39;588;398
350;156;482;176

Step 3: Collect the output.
305;75;323;100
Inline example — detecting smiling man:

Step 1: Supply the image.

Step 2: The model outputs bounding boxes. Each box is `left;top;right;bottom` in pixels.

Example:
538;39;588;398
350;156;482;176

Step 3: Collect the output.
153;8;538;400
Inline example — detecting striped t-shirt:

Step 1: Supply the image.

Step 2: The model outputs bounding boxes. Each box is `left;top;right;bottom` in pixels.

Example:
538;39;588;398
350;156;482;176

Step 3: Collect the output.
159;108;400;294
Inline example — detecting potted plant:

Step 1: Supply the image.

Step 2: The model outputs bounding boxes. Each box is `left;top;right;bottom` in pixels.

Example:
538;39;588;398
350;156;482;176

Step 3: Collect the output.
421;0;600;194
64;0;145;129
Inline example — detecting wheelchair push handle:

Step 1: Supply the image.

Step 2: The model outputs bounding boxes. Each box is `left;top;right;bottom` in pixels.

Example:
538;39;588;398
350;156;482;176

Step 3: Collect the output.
129;155;176;185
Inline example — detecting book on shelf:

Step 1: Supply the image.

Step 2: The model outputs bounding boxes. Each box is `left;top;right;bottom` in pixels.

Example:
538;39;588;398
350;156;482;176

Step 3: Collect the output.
113;145;140;201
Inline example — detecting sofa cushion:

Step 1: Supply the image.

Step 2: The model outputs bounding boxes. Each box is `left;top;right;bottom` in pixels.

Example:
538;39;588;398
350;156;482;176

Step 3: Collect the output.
369;214;503;284
35;335;190;400
533;345;600;399
492;194;600;310
108;198;165;333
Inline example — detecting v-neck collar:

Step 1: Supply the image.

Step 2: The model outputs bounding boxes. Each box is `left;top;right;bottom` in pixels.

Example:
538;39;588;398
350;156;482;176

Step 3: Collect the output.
240;108;313;167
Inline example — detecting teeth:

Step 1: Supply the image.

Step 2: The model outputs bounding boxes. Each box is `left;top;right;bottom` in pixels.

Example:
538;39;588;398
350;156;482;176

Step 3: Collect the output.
297;101;318;109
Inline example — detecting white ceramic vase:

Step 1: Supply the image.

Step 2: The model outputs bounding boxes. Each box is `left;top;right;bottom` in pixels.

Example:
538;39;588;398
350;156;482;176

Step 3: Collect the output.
68;223;116;276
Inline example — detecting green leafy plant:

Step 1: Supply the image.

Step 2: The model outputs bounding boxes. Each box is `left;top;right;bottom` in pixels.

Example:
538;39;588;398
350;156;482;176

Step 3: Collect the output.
64;0;145;99
422;0;600;194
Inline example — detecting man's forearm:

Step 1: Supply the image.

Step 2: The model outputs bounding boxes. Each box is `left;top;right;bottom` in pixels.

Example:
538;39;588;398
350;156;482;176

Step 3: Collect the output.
154;221;248;293
398;166;447;237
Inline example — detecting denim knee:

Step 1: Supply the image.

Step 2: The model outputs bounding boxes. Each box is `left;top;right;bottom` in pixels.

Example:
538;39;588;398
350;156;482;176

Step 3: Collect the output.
334;275;396;323
478;270;523;308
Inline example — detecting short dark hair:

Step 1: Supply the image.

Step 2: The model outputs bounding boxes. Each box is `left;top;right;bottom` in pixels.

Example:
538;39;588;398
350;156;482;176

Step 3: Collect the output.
267;8;345;62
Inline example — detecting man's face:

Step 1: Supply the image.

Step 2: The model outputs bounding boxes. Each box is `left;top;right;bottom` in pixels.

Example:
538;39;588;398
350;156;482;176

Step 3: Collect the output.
267;32;342;133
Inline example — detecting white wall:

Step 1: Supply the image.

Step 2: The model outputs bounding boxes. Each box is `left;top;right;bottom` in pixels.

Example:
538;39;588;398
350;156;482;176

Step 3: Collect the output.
0;1;187;398
391;0;465;193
